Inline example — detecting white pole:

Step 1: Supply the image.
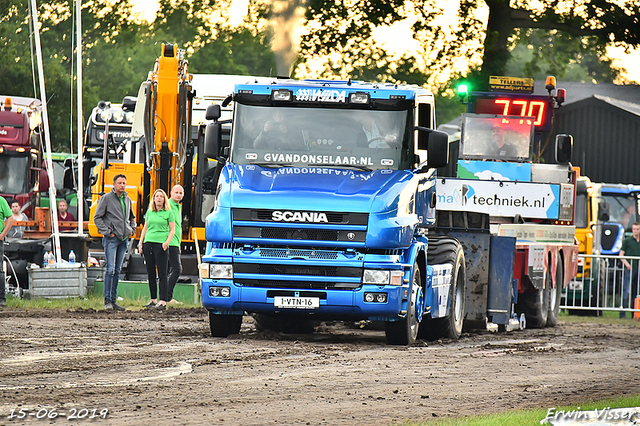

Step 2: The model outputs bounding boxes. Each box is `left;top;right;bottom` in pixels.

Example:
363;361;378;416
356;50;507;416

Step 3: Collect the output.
30;0;62;263
76;0;84;236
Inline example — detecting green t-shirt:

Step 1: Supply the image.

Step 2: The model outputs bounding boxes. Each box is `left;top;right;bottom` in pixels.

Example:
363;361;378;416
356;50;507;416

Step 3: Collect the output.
143;209;175;244
0;196;12;233
621;235;640;269
169;199;182;247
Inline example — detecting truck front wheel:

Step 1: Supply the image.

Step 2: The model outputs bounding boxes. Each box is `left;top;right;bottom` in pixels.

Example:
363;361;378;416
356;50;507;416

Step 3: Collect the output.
209;312;243;337
385;263;423;345
420;237;466;340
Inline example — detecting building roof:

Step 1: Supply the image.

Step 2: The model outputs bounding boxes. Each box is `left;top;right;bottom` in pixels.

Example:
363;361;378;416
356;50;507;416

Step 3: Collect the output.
533;81;640;105
592;95;640;117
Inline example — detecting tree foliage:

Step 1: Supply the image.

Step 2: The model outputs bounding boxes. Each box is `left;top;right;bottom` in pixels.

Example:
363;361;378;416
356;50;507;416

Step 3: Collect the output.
1;0;276;151
299;0;640;91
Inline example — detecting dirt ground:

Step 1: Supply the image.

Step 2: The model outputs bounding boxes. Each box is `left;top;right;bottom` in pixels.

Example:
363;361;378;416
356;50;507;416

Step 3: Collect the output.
0;309;639;426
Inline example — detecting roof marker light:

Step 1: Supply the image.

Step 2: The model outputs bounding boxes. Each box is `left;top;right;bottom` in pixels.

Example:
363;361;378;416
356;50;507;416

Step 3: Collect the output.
271;89;292;101
349;92;370;104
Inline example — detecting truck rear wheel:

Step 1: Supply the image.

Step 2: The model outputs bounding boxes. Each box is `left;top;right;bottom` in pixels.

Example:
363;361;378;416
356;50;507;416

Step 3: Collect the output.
546;254;564;327
209;312;242;337
519;272;550;329
385;263;422;345
420;237;466;340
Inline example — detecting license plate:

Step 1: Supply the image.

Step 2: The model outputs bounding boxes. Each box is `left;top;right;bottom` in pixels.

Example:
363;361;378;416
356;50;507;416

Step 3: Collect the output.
274;296;320;309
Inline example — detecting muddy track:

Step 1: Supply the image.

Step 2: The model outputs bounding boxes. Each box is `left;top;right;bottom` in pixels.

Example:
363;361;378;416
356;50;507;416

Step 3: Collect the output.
0;309;639;425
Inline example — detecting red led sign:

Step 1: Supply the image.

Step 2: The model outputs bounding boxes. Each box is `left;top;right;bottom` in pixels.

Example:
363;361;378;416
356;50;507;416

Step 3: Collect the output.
473;95;552;131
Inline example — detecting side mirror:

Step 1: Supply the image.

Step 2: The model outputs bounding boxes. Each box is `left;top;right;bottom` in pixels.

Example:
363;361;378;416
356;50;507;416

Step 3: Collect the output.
203;122;222;159
598;200;610;222
555;133;573;164
205;104;221;121
425;130;450;169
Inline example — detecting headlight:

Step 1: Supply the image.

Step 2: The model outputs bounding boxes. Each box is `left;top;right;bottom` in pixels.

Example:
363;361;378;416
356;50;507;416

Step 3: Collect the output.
201;263;233;279
362;270;403;286
125;111;135;123
99;109;112;121
111;108;125;123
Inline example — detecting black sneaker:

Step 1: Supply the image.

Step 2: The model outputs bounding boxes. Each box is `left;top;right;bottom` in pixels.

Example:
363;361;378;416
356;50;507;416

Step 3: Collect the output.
143;301;157;309
104;303;114;311
112;302;126;312
154;303;166;311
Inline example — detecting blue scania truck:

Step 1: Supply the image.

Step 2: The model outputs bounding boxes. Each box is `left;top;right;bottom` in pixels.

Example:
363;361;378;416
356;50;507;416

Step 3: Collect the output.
198;77;578;345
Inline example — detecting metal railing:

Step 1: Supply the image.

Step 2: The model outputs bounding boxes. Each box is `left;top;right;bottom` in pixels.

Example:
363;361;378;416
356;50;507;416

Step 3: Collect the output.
562;253;640;316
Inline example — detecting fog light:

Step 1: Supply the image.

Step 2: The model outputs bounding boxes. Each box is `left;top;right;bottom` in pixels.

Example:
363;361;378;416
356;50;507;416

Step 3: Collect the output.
364;292;387;303
210;286;231;297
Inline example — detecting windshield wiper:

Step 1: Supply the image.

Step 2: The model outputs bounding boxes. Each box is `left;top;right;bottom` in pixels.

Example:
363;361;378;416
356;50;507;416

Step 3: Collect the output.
335;164;374;172
249;162;293;168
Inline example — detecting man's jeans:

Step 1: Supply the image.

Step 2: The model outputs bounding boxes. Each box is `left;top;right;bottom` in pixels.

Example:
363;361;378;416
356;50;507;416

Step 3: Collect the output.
0;240;5;304
621;267;639;317
103;236;129;305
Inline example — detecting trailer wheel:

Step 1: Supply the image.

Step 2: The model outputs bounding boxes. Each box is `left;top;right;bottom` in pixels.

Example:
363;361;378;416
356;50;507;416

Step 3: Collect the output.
546;254;564;327
419;237;466;341
209;312;242;337
519;273;550;329
385;263;422;345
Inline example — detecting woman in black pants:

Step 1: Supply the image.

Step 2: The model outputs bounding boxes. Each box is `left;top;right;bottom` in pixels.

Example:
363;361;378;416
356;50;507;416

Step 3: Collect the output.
138;189;175;310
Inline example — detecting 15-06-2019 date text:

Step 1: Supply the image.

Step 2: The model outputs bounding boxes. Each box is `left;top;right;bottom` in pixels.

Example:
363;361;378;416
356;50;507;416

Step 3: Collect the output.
6;407;109;420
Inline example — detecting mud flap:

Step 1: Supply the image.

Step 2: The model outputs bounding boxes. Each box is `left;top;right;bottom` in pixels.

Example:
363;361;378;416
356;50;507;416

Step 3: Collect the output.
486;235;516;326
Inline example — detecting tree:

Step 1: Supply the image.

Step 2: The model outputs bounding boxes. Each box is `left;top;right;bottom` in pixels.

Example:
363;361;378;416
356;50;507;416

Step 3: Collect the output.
505;29;625;83
299;0;640;90
0;0;277;150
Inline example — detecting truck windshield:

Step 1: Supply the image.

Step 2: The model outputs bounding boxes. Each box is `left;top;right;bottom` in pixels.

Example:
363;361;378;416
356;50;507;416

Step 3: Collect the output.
460;114;533;161
0;154;29;194
602;194;639;232
230;104;411;171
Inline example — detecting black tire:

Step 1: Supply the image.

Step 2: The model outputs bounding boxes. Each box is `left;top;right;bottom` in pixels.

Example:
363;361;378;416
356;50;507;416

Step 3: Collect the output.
518;265;550;329
209;312;242;337
253;314;317;334
385;263;423;345
419;236;466;340
546;253;564;327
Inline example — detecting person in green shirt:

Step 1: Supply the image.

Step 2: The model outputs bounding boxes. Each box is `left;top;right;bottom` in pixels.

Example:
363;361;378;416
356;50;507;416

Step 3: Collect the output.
619;222;640;318
0;196;16;307
167;185;184;304
138;189;175;310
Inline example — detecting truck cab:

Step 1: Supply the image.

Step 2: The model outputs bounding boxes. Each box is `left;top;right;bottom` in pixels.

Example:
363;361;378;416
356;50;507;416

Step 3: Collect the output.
200;79;462;345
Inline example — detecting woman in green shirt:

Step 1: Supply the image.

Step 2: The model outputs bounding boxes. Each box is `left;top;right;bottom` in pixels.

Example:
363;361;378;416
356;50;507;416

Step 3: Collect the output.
138;189;175;310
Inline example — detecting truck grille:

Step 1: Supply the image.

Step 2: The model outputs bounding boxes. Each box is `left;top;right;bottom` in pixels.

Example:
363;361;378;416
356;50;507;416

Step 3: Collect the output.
233;226;367;242
258;248;338;260
234;263;361;277
237;279;361;290
234;208;368;225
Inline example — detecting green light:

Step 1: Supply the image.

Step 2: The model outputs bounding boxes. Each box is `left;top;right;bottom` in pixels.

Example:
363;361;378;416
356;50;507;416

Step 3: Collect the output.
457;84;468;95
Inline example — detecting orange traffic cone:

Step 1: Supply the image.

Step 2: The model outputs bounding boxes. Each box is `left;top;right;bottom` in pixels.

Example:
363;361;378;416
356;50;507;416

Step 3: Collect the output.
634;296;640;321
